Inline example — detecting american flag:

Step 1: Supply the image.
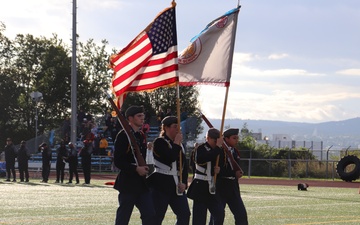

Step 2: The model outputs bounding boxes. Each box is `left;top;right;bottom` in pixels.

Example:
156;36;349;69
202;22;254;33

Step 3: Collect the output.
110;4;178;104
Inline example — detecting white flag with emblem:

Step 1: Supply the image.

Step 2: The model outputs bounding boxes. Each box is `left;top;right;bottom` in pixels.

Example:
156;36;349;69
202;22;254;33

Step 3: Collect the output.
178;7;240;87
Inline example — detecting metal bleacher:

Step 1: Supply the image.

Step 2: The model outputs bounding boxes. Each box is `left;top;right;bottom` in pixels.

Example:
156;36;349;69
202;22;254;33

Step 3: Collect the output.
147;126;160;142
28;138;114;175
25;114;162;175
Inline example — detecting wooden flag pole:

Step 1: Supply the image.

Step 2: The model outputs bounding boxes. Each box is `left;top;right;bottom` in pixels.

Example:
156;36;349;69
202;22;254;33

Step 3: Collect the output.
220;86;230;134
213;86;230;191
176;82;183;196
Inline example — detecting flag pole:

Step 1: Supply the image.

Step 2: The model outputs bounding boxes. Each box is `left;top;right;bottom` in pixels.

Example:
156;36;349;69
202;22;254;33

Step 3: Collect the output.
220;87;230;134
213;86;230;191
176;81;183;196
220;5;240;133
215;6;241;191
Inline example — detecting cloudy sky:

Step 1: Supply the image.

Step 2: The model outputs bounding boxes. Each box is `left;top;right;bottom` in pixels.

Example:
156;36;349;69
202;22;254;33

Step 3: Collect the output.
1;0;360;123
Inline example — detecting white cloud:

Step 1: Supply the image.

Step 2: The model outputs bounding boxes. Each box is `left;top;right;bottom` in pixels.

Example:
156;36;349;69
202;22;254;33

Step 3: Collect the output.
232;52;324;78
198;74;360;123
1;1;71;41
262;69;324;77
268;53;289;60
232;64;324;78
336;69;360;76
233;52;259;63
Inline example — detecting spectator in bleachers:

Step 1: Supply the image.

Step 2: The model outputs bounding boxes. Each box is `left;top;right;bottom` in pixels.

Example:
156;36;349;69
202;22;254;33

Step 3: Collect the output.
77;108;86;135
91;119;98;137
77;108;86;124
81;119;90;139
86;112;93;122
104;110;113;137
2;138;17;182
63;133;70;144
67;142;79;184
55;140;68;183
38;142;52;183
165;108;173;117
99;135;109;156
17;140;30;182
156;107;165;127
144;108;151;125
110;117;121;143
93;134;101;155
62;116;71;140
84;132;95;143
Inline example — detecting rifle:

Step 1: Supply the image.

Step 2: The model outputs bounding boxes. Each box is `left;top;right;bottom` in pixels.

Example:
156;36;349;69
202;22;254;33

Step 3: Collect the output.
105;93;146;166
200;112;243;173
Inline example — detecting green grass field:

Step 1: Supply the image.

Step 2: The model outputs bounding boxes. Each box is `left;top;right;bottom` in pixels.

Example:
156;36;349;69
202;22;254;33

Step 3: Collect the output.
1;179;360;225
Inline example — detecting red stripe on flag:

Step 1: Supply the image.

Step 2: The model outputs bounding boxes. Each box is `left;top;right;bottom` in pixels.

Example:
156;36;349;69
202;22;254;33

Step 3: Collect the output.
135;64;178;80
111;33;149;66
146;51;177;67
128;77;178;92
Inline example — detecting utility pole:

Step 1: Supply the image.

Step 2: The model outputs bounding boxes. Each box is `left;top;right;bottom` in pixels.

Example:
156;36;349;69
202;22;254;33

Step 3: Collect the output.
71;0;77;145
30;91;43;152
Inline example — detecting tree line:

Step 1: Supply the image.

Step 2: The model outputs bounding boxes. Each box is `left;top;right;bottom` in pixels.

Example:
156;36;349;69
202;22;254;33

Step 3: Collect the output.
0;22;201;147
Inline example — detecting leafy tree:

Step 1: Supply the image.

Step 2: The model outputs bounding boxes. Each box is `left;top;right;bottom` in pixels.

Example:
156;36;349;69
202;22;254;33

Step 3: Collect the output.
0;22;14;68
10;34;72;134
0;70;21;143
0;23;203;146
0;24;23;144
77;39;112;115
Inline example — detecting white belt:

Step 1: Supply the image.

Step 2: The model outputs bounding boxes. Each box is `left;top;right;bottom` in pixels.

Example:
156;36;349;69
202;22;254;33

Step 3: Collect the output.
194;173;212;181
154;167;178;176
154;159;181;195
221;176;235;180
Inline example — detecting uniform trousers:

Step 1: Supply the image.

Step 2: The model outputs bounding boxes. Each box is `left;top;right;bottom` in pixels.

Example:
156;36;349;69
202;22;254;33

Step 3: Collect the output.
219;191;248;224
6;162;16;180
18;163;29;181
209;178;248;225
68;161;79;183
192;197;224;225
42;161;51;182
81;156;91;184
151;188;191;225
115;191;155;225
56;161;65;182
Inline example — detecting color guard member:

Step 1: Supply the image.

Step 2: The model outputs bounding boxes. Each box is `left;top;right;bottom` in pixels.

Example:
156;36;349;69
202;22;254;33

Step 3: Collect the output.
113;105;155;225
216;128;248;225
187;128;224;225
148;116;191;225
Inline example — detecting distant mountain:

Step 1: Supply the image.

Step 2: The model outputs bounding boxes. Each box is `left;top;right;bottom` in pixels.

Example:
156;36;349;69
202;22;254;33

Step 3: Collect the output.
201;117;360;148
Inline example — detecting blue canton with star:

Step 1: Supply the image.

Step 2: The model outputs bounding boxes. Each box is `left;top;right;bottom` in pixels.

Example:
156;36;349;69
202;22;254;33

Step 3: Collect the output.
147;7;177;55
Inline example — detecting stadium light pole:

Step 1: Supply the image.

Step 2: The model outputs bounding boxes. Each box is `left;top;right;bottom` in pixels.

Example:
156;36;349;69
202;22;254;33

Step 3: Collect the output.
30;91;43;152
70;0;77;145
